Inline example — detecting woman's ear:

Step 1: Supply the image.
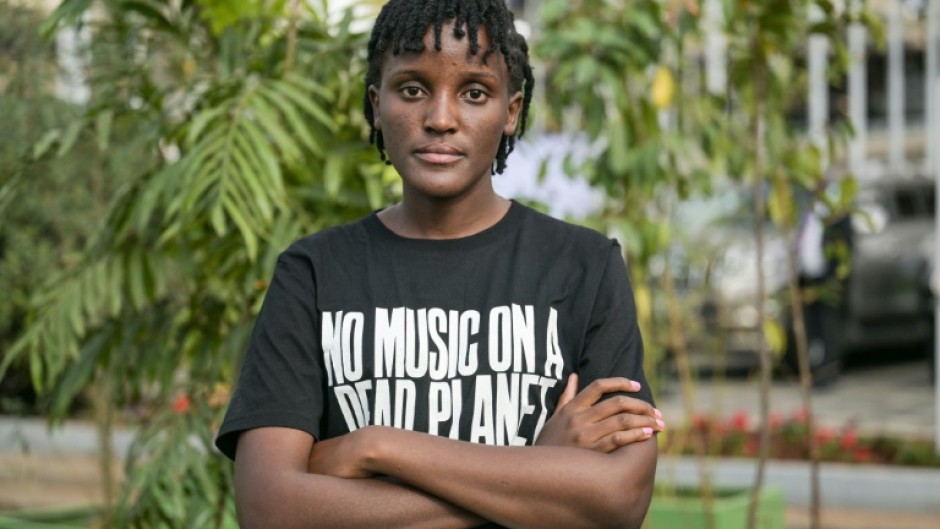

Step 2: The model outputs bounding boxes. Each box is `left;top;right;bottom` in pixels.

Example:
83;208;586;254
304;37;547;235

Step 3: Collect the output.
503;90;523;137
368;85;382;130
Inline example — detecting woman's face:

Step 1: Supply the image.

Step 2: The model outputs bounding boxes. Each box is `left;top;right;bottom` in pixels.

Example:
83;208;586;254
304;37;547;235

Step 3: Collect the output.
368;22;522;203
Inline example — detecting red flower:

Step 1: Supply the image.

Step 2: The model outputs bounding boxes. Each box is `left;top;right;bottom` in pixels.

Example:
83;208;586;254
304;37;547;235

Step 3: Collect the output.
691;413;709;431
729;411;750;432
712;421;727;438
742;439;759;456
793;407;809;424
769;412;784;429
839;430;858;450
853;446;873;463
814;428;835;444
172;394;191;415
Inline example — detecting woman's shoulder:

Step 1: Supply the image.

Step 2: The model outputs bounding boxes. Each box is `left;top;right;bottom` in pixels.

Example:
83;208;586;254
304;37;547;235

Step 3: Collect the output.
515;202;617;254
282;214;375;259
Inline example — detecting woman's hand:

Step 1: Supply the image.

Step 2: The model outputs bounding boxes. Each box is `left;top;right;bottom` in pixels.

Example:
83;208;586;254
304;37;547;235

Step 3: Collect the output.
535;374;664;453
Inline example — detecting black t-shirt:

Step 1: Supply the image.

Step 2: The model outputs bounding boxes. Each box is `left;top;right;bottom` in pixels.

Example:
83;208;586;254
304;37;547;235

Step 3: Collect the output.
215;201;653;521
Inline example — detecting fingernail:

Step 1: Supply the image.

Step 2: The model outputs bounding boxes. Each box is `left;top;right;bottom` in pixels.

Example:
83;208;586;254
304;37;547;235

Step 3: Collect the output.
643;427;653;437
656;419;665;430
654;408;663;419
632;381;642;390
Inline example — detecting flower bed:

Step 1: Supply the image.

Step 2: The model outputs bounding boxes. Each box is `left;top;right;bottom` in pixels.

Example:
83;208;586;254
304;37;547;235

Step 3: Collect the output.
661;409;940;468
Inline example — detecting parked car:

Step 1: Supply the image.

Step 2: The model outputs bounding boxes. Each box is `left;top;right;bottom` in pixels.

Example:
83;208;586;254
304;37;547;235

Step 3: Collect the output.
672;170;936;381
840;175;935;353
664;185;790;373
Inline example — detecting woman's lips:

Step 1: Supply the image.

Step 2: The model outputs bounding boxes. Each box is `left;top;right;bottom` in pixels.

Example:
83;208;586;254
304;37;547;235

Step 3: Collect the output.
414;152;464;164
414;144;464;165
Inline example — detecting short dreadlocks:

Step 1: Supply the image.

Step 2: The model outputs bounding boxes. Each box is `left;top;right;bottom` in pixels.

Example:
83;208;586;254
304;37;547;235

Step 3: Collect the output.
364;0;534;174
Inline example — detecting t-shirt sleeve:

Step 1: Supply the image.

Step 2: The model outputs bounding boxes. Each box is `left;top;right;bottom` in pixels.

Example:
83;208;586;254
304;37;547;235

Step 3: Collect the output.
215;246;326;460
576;241;654;406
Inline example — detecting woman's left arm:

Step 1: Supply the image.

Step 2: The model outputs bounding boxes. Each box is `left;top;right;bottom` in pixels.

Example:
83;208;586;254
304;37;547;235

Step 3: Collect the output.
308;375;659;529
309;422;656;529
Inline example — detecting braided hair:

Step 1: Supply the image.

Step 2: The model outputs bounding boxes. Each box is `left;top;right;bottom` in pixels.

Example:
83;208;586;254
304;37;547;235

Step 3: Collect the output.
364;0;534;174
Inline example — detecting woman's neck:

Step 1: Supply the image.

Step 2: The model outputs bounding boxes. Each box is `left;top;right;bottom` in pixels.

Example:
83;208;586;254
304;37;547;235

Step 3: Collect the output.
377;192;511;240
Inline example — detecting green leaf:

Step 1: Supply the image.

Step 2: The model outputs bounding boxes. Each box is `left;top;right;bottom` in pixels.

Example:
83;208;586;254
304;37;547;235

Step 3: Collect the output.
239;119;284;192
270;78;336;132
49;327;111;419
96;110;114;152
765;318;786;357
248;95;303;163
186;106;227;147
33;129;61;160
120;1;179;35
768;170;795;227
210;200;227;236
839;175;858;211
127;251;148;311
258;86;322;156
228;136;274;222
324;155;343;197
68;280;85;336
223;195;259;260
362;165;384;210
40;0;94;38
107;257;124;317
606;121;630;176
57;120;84;157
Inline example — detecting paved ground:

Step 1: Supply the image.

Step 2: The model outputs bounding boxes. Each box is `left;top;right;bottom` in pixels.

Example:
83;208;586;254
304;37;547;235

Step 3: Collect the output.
656;350;938;439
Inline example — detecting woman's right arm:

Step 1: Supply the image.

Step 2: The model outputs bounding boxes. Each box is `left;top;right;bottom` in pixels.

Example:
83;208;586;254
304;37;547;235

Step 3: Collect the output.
234;376;662;529
235;427;485;529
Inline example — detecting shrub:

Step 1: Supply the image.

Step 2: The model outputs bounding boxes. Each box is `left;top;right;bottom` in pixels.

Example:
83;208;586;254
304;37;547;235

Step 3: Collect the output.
663;409;940;468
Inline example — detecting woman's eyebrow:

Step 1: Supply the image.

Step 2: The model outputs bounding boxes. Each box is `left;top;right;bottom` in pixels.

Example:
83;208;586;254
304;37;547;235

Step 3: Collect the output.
386;66;500;82
387;67;424;77
460;70;499;83
383;68;426;84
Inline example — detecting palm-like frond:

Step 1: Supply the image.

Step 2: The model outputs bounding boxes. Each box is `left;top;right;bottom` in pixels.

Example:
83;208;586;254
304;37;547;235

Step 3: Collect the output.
2;4;384;525
152;74;336;259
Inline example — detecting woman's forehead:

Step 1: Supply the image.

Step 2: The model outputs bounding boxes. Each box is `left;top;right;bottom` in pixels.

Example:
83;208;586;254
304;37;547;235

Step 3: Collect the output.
382;21;502;70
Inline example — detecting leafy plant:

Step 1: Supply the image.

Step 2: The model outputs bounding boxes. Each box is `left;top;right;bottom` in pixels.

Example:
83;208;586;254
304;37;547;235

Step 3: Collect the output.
537;2;879;529
0;0;130;416
2;0;390;525
534;0;729;399
717;2;878;527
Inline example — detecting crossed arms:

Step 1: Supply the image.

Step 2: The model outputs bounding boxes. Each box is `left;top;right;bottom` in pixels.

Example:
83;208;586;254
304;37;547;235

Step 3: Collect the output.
233;375;662;529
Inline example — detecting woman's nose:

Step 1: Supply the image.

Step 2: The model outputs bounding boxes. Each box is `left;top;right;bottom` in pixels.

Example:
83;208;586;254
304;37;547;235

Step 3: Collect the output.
424;94;458;133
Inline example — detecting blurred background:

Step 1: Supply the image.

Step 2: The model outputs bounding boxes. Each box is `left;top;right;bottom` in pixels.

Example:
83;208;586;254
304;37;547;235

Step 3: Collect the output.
0;0;938;528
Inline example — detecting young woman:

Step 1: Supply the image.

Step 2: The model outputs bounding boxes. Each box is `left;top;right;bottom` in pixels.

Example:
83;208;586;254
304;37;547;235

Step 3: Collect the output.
216;1;662;528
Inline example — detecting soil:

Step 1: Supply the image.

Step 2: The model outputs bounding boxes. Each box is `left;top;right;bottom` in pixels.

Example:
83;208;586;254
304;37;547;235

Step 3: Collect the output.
786;507;940;529
0;452;122;513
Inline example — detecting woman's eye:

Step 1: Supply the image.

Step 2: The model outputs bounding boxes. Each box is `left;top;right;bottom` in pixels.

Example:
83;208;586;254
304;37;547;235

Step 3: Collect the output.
466;89;487;101
402;86;422;97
